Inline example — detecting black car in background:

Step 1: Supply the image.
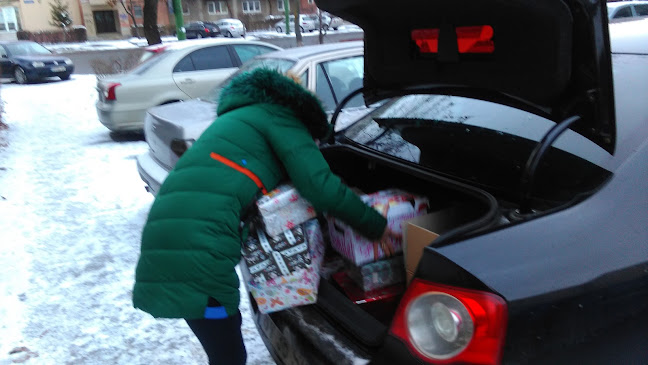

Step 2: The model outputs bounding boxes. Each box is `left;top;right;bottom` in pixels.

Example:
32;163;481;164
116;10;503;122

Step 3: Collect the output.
185;21;221;39
243;0;648;364
0;41;74;84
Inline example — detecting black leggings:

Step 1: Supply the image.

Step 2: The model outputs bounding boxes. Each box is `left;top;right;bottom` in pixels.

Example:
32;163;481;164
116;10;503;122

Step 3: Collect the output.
186;312;247;365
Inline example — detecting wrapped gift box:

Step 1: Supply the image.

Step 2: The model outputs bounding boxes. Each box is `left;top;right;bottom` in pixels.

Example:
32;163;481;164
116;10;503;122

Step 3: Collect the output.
328;189;429;265
346;255;405;292
257;184;317;237
242;224;311;284
244;219;326;314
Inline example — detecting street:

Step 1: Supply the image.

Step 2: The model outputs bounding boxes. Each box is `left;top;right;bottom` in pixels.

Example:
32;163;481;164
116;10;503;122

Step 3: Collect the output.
0;75;274;364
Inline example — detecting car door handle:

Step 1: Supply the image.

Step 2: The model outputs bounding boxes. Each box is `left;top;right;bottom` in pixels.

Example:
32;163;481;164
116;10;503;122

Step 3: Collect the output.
180;78;195;84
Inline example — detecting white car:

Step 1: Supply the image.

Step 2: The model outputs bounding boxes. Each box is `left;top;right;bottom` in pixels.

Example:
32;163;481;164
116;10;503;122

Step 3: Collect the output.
136;41;369;195
320;14;344;30
607;1;648;20
275;14;319;33
214;18;247;38
95;38;280;133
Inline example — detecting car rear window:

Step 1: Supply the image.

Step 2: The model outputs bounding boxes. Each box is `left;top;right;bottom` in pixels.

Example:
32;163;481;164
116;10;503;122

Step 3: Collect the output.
130;50;174;75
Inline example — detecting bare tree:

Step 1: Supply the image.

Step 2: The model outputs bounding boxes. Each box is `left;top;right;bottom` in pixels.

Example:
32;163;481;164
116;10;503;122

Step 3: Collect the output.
143;0;162;45
290;0;302;46
107;0;140;38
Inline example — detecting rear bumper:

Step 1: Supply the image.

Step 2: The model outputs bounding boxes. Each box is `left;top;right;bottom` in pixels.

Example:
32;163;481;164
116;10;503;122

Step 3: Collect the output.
136;151;168;195
96;101;146;132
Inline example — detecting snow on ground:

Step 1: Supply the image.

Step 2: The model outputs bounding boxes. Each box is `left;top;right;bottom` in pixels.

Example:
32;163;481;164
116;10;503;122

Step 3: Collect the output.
44;25;362;53
0;75;274;364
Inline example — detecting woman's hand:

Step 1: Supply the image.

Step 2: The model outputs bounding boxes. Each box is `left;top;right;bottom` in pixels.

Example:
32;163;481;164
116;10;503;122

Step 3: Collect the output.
379;226;402;257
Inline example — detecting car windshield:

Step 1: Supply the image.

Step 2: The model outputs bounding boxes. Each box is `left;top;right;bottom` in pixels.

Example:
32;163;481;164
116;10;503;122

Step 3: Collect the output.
205;57;296;102
6;42;52;56
343;94;611;197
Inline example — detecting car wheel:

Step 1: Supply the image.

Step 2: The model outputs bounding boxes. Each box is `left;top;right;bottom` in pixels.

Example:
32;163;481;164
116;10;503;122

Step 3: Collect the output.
322;24;329;31
227;31;232;38
276;26;283;33
196;33;203;39
60;74;71;81
14;67;28;84
333;27;339;31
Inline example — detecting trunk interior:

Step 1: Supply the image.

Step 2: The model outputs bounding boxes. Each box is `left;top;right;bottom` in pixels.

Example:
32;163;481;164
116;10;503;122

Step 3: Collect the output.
312;144;499;349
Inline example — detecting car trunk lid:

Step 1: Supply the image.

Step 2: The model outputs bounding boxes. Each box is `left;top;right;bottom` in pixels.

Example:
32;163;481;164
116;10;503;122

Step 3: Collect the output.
317;0;617;154
145;99;216;171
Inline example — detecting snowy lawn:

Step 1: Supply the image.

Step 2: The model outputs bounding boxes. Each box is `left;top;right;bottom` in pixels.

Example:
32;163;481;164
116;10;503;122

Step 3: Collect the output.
0;75;274;364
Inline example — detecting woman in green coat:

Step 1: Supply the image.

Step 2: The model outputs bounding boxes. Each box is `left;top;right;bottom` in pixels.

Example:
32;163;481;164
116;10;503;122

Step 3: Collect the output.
132;68;395;364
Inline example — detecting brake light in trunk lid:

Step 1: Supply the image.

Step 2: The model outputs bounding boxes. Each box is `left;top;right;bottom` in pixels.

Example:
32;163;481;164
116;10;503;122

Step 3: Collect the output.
103;82;120;101
390;279;507;364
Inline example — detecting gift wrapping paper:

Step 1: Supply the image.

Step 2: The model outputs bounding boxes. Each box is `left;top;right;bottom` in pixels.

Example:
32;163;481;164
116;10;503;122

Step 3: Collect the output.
328;189;429;265
242;224;311;284
257;184;317;237
246;219;326;314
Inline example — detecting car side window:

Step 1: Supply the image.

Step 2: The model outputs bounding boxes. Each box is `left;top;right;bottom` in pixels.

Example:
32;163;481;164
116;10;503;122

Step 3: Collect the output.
176;46;234;72
316;56;364;111
232;45;277;64
174;55;196;72
315;65;337;111
635;4;648;16
613;6;634;18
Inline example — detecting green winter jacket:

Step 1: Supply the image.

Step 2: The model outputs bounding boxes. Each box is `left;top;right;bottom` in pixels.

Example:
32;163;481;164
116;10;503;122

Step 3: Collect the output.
132;68;387;319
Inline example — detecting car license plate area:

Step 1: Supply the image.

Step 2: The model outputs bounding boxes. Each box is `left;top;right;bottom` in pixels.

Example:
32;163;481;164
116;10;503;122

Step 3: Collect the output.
51;66;66;72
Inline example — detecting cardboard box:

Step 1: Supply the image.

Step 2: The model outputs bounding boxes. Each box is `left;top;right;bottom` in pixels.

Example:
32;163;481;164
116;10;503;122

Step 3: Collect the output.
401;208;466;284
328;189;429;265
244;219;326;314
257;184;317;237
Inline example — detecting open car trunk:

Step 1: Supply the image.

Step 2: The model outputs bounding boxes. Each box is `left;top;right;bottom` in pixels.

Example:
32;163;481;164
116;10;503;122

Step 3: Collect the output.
290;144;499;352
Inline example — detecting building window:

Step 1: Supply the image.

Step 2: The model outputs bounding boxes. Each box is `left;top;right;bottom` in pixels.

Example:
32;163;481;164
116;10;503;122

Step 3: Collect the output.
133;5;143;18
0;7;19;32
207;1;226;14
307;0;314;3
277;0;289;11
182;2;190;15
241;0;261;13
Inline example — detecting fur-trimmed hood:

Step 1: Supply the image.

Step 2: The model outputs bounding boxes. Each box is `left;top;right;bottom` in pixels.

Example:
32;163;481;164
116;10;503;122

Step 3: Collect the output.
216;68;331;139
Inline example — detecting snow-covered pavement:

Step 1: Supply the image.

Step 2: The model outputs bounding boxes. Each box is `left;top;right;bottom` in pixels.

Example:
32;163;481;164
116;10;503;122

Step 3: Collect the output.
0;75;274;364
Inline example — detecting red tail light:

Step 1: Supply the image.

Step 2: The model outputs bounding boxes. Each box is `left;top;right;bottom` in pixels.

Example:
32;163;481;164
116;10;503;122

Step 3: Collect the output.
412;25;495;54
204;27;210;33
390;279;507;364
105;83;121;101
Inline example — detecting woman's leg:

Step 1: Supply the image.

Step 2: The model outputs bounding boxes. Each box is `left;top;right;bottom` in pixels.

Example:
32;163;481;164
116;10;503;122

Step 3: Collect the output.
186;311;247;365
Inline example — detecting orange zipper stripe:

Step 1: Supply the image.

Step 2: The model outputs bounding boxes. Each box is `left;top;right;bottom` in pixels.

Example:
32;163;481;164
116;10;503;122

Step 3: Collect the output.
210;152;268;194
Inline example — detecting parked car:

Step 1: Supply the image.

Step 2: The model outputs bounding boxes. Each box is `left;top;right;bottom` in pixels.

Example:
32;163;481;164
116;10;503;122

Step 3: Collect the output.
607;0;648;20
136;41;368;195
0;41;74;84
184;21;221;39
214;18;246;37
320;14;344;30
240;0;646;364
95;38;280;133
275;14;319;33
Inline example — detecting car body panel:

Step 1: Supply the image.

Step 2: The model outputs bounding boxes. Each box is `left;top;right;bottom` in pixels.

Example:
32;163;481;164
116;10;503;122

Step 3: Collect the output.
172;67;238;98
